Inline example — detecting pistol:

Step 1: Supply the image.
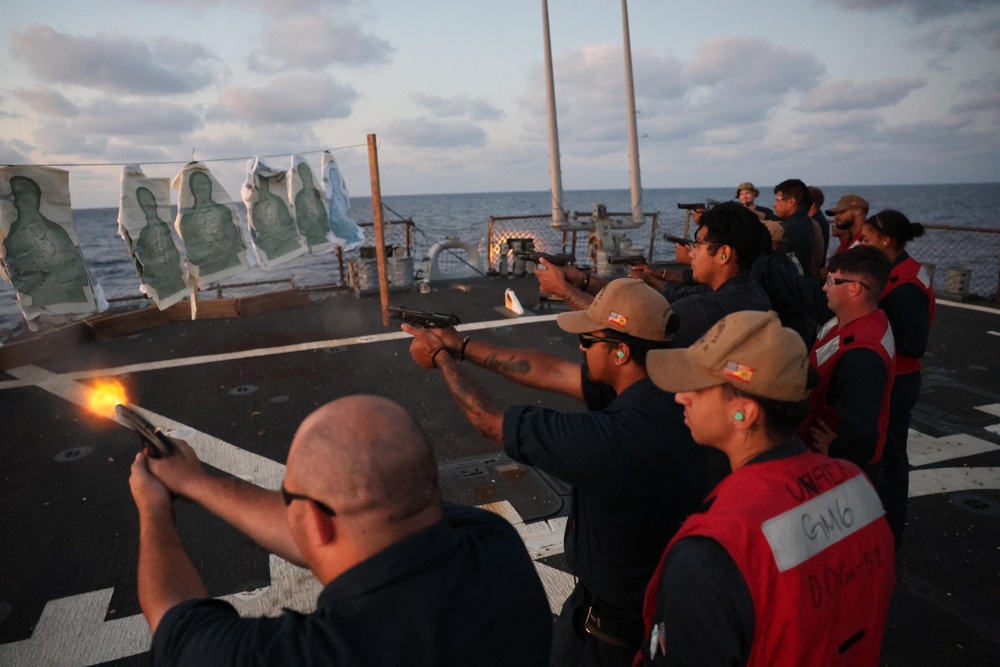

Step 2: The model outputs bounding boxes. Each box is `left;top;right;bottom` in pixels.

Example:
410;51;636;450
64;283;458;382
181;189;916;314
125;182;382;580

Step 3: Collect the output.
605;255;649;266
115;403;175;458
512;251;575;267
676;203;705;211
663;234;693;246
389;306;461;328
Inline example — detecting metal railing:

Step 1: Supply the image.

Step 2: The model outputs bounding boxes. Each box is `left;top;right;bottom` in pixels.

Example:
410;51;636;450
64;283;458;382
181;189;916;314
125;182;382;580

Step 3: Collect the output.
485;211;660;272
907;224;1000;299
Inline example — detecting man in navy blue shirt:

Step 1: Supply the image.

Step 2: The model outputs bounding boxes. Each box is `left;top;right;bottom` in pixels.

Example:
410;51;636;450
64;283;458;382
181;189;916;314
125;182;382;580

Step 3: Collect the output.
403;279;708;667
772;178;819;279
129;395;552;666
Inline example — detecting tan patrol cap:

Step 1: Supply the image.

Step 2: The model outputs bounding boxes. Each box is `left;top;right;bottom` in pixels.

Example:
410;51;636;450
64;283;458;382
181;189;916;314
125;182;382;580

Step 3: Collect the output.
825;194;869;216
557;278;673;342
735;181;760;197
646;310;808;401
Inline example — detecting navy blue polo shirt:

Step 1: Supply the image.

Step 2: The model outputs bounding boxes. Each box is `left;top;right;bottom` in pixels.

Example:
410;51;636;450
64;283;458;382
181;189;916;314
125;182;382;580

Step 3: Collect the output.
780;209;817;276
664;273;771;347
152;503;552;666
502;372;708;611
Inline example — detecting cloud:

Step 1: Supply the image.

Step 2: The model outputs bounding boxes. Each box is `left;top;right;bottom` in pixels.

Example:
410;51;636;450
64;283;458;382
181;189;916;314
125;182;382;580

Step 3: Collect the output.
412;94;504;121
13;87;79;118
819;0;997;21
384;118;487;148
30;122;110;156
798;78;926;111
518;37;825;158
248;16;394;72
518;43;688;147
9;26;225;95
212;75;358;123
0;140;33;164
73;99;203;138
952;74;1000;118
135;0;350;12
686;37;824;95
24;98;202;157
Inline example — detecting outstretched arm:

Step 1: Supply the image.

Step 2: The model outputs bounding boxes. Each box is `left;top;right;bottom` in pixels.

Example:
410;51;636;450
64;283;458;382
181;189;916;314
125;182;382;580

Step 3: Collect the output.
130;453;209;633
405;326;506;444
535;258;602;311
403;323;584;401
145;439;304;566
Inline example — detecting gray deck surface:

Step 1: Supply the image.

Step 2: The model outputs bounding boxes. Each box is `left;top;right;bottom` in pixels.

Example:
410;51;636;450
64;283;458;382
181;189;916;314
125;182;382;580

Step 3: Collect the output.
0;274;997;665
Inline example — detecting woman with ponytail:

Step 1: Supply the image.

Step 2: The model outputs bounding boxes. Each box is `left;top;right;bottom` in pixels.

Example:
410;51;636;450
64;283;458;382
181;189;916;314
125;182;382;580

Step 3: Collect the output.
860;210;936;550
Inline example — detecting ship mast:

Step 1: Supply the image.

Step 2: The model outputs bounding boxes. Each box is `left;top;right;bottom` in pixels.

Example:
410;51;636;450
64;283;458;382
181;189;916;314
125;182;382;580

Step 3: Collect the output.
621;0;643;223
541;0;566;227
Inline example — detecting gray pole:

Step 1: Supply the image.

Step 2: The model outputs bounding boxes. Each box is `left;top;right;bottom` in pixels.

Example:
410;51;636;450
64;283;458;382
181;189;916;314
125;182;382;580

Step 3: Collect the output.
542;0;566;227
621;0;643;223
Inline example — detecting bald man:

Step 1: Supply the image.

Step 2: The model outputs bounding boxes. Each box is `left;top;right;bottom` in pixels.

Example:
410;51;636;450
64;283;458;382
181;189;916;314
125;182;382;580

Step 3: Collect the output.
129;395;552;666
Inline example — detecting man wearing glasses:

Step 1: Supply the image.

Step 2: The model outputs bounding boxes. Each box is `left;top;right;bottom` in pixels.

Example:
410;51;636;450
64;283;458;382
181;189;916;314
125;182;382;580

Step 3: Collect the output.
799;246;896;481
538;203;771;350
403;279;708;667
128;395;553;666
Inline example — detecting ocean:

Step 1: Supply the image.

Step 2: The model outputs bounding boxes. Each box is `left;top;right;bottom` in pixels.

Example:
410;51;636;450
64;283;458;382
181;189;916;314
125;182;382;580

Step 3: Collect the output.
1;183;998;335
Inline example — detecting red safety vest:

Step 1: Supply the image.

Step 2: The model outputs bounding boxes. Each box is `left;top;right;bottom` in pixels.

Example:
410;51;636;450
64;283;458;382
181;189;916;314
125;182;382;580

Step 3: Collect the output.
800;310;895;464
640;452;895;667
882;257;936;375
834;232;862;255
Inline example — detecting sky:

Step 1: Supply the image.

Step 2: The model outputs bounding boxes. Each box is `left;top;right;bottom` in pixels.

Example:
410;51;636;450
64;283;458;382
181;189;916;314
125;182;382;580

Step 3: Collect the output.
0;0;997;209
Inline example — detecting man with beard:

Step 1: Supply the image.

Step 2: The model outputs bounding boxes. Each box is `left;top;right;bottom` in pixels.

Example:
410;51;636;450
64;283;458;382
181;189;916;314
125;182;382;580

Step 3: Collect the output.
827;194;869;255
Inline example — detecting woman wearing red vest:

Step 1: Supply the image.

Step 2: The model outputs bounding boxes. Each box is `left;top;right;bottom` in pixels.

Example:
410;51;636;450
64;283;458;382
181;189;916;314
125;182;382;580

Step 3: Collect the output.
860;210;936;550
640;310;895;666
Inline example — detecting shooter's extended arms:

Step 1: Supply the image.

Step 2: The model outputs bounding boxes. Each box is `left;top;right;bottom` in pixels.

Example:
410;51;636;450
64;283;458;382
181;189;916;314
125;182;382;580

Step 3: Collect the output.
605;255;650;265
389;306;461;328
115;403;175;458
512;251;575;267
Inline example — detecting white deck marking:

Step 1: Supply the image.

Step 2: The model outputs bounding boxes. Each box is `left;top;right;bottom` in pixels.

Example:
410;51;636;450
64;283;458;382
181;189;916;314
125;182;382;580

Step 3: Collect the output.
974;404;1000;417
909;467;1000;497
937;300;1000;315
5;365;285;489
988;331;1000;337
0;313;561;389
0;589;150;667
481;501;572;612
0;371;571;665
908;429;1000;467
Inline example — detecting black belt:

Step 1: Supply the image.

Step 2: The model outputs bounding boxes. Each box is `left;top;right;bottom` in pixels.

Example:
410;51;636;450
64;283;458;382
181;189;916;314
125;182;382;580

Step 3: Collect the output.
583;603;640;650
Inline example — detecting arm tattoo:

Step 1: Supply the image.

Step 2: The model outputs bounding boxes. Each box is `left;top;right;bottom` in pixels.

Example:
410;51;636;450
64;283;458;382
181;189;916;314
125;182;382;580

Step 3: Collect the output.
481;353;532;377
562;287;596;311
438;355;505;444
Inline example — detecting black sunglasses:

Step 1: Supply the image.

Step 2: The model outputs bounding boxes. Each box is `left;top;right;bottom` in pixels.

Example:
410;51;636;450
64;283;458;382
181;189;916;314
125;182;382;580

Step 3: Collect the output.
280;484;336;516
827;276;871;290
578;333;622;349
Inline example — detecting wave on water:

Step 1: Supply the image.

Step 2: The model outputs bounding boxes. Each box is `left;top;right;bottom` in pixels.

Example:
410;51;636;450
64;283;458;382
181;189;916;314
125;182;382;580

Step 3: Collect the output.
1;184;998;335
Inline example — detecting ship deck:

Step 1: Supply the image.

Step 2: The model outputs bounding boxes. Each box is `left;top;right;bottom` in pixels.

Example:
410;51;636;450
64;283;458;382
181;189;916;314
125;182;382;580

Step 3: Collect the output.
1;273;998;665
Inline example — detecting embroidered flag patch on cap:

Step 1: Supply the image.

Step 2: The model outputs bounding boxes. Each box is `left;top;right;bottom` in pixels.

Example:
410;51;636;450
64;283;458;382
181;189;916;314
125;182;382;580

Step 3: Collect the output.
608;311;628;327
723;361;754;383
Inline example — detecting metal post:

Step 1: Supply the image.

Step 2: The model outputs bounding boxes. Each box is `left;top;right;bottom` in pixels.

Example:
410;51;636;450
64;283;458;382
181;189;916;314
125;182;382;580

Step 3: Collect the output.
542;0;566;227
621;0;643;224
367;134;391;326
